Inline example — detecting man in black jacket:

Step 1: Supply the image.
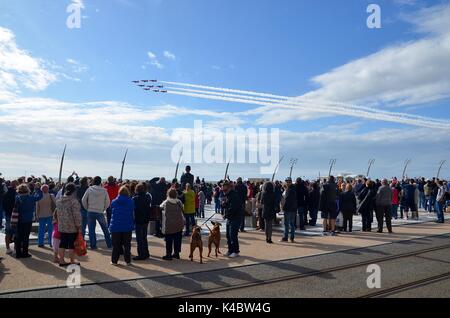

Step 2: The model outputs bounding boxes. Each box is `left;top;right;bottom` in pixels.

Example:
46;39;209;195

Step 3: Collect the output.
320;176;339;235
281;177;298;242
234;177;248;232
222;181;242;258
180;166;194;191
295;178;309;231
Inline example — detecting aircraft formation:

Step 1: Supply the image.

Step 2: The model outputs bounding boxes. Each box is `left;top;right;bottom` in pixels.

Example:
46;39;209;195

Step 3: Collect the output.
132;79;167;93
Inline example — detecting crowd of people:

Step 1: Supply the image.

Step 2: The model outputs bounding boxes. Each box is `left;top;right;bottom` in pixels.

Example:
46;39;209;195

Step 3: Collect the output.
0;167;449;266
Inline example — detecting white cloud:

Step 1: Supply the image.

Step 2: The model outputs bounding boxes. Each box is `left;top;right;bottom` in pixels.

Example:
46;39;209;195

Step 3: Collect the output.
0;26;57;101
147;51;164;69
163;50;176;61
301;3;450;108
150;60;164;69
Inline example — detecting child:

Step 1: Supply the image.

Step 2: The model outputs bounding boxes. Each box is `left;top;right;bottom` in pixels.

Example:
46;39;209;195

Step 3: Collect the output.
52;211;61;263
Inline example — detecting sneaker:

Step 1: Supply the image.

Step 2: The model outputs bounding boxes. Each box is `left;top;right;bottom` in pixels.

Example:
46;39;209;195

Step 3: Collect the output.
162;255;173;261
290;238;295;243
330;232;337;236
110;262;118;266
224;251;232;257
322;231;329;236
126;263;132;266
132;256;147;261
228;253;238;258
267;240;273;244
279;238;288;242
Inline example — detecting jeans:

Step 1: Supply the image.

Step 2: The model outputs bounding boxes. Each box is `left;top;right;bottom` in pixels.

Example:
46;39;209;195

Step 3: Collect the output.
428;196;436;212
106;207;112;226
38;216;53;246
436;201;445;223
111;232;132;264
283;211;296;240
419;192;426;210
391;204;399;219
297;206;307;230
81;209;88;239
135;223;150;258
165;231;182;256
226;218;241;254
184;214;196;235
15;222;32;257
214;199;220;214
88;212;112;248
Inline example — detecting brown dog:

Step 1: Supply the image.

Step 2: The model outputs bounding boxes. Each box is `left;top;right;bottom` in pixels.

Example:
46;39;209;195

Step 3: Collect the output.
189;226;203;264
206;221;222;257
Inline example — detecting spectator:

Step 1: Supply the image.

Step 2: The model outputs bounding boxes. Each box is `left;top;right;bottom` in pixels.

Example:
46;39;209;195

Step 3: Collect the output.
104;176;120;226
183;184;196;236
160;189;185;260
261;182;276;244
280;177;298;242
319;176;338;236
375;179;393;233
222;181;242;258
55;183;81;267
82;176;112;250
357;180;376;232
339;183;357;232
132;183;152;260
180;166;194;192
36;184;56;248
110;186;135;266
14;183;43;258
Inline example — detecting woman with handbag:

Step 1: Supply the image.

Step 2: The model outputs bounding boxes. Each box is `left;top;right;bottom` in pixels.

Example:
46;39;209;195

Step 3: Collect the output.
55;183;82;267
12;183;43;258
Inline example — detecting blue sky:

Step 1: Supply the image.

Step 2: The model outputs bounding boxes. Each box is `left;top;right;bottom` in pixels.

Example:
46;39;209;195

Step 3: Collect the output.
0;0;449;180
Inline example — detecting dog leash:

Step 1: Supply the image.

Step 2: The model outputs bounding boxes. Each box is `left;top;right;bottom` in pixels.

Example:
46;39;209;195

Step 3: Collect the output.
199;212;223;227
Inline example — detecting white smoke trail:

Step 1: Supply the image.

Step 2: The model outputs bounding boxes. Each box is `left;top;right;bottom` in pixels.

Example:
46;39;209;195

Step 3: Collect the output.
162;81;450;126
164;89;450;130
161;81;285;100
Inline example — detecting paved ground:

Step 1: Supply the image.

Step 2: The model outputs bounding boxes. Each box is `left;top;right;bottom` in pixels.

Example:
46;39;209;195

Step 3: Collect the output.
1;209;449;297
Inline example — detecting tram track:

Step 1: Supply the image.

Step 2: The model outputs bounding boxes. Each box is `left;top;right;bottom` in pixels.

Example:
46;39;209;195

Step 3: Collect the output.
163;243;450;298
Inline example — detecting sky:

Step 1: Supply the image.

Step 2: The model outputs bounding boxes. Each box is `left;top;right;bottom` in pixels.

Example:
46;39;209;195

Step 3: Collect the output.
0;0;449;181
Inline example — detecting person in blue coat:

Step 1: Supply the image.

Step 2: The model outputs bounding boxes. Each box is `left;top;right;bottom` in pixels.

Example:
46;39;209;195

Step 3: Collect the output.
109;186;135;265
14;183;43;258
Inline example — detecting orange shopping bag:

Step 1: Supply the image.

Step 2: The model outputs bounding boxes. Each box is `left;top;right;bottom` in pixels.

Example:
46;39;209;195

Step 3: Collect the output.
74;233;87;257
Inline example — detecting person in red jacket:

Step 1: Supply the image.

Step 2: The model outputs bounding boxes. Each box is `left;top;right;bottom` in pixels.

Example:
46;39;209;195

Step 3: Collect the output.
104;176;120;226
391;181;400;220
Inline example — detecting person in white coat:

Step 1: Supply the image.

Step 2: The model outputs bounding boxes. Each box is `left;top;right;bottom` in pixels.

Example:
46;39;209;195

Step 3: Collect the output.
82;176;111;249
